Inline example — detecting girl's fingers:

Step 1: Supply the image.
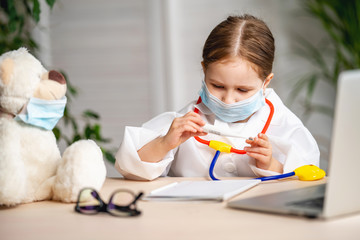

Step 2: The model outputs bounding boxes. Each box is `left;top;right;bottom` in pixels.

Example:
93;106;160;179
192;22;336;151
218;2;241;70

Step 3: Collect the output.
179;113;206;131
246;134;270;148
189;115;206;127
184;111;204;120
183;118;204;132
182;111;205;123
258;133;268;140
187;122;204;134
254;138;270;148
244;146;270;156
246;152;268;164
245;134;273;166
173;118;205;137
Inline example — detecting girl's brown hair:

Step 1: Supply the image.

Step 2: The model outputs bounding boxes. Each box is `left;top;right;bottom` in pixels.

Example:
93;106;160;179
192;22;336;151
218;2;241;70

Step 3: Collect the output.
202;14;275;79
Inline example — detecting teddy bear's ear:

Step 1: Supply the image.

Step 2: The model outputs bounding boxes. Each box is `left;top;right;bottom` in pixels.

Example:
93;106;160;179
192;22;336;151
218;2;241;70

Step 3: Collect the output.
0;58;14;85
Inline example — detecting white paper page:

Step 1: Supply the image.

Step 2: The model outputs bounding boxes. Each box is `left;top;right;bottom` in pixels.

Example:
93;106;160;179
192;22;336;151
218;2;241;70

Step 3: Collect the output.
144;179;261;202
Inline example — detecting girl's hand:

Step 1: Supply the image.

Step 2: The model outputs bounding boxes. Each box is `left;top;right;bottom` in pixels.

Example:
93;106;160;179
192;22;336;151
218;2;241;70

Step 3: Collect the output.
162;111;207;151
138;111;206;163
244;133;283;173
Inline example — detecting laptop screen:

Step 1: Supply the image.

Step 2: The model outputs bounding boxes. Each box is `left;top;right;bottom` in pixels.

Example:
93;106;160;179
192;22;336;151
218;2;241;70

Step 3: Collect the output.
323;69;360;218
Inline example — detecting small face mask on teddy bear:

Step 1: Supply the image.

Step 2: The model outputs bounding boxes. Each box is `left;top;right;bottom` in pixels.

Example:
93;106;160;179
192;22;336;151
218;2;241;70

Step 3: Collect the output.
15;96;67;130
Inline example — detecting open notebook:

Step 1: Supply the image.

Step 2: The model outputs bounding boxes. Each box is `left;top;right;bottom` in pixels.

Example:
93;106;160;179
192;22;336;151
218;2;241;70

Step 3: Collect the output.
143;179;260;202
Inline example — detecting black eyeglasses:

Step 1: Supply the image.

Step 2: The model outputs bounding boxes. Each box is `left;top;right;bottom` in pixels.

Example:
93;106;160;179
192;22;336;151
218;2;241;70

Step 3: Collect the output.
75;188;143;217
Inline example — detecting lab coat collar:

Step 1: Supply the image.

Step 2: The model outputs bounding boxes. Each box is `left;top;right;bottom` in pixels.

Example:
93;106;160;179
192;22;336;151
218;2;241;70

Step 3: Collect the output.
260;88;283;126
194;101;215;124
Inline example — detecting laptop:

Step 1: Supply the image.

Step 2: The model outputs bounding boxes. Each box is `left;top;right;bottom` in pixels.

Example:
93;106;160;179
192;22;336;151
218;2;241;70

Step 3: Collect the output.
227;69;360;219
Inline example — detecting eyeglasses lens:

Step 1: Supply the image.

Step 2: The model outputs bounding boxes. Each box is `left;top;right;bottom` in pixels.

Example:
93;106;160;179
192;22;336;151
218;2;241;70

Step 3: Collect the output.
108;191;139;217
77;189;102;214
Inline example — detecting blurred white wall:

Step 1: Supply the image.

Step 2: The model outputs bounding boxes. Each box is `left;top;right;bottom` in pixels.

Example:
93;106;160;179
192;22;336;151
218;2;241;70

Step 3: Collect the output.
35;0;332;173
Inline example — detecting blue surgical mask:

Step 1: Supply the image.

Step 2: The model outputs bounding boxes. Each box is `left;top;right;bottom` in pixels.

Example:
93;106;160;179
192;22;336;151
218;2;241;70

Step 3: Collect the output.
199;81;265;122
15;96;67;130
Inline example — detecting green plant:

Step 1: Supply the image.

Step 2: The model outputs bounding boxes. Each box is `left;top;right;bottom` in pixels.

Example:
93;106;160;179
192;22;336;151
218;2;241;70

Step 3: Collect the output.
0;0;55;52
0;0;116;163
53;71;116;163
290;0;360;118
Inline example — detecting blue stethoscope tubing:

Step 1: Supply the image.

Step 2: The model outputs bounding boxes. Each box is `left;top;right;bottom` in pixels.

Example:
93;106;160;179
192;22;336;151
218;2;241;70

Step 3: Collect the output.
209;150;295;181
209;150;221;181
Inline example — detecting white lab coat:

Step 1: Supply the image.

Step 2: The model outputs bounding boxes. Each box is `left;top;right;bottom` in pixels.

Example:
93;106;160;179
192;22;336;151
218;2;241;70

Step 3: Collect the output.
115;89;320;180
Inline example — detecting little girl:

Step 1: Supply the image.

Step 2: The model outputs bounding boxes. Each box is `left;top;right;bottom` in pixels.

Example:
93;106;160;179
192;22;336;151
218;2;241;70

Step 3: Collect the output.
115;14;320;180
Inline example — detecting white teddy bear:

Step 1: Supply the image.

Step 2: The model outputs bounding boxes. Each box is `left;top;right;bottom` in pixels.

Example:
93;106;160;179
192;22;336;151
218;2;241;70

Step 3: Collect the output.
0;48;106;206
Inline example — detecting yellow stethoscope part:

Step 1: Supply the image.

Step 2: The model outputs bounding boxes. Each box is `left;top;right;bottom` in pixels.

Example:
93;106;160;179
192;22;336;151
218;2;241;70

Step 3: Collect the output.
294;165;326;181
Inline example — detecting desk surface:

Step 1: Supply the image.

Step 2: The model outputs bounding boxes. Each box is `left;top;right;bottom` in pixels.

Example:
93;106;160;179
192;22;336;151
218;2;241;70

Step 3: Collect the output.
1;177;359;240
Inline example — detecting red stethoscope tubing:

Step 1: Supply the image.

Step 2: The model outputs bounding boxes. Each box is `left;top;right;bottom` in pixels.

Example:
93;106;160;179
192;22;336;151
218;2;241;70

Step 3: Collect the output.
193;96;274;154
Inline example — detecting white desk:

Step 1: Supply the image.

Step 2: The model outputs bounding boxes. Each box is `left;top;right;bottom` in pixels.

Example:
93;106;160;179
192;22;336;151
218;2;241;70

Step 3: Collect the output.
1;177;359;240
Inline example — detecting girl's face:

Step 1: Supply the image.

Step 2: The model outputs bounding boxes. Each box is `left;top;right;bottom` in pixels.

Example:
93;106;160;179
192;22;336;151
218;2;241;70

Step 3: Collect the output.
202;57;272;104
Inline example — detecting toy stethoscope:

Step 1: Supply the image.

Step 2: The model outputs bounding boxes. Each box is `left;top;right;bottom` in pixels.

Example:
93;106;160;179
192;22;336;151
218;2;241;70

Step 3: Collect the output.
193;96;326;181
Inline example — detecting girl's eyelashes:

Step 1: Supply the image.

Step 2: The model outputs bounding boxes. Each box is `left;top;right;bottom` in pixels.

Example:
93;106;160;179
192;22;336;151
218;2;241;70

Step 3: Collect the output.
237;88;248;92
209;81;251;92
212;83;224;89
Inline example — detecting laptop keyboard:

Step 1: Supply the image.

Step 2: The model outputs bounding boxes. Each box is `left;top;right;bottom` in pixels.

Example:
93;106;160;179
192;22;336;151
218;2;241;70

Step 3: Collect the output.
288;197;324;209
